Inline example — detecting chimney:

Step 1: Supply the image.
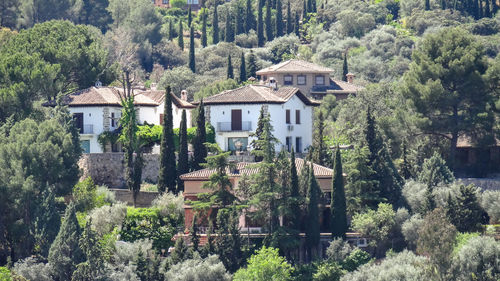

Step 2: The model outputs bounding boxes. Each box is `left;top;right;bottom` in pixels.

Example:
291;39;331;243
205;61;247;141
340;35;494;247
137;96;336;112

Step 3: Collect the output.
346;73;355;84
95;80;102;87
150;82;157;91
269;77;278;90
181;90;188;101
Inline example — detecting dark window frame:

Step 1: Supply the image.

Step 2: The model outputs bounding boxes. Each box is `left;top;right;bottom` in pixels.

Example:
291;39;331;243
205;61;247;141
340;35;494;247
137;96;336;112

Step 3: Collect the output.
284;75;293;85
315;75;325;85
295;110;300;124
297;75;306;85
286;109;291;124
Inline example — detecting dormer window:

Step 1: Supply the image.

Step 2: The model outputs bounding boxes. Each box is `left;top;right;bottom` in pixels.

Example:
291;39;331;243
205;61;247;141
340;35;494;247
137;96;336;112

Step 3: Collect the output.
315;75;325;85
297;75;306;85
284;75;293;85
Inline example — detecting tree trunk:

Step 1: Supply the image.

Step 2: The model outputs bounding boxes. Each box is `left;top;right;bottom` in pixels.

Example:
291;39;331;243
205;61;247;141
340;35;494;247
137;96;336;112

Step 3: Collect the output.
450;106;459;173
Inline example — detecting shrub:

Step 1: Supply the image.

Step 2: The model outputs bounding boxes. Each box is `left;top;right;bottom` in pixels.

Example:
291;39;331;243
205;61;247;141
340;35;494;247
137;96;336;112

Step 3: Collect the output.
89;203;127;236
0;267;12;281
114;239;153;266
351;203;396;252
164;254;231;281
12;257;52;281
235;30;258;48
481;190;500;223
313;262;344;281
449;236;500;281
233;246;293;281
96;186;117;206
136;124;215;149
151;192;184;224
326;238;354;263
401;214;424;248
73;177;97;212
342;249;372;272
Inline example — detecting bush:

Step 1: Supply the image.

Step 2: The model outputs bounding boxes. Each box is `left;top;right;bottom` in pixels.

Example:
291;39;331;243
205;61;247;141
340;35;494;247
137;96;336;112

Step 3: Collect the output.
481;190;500;223
73;177;97;212
114;239;153;266
351;203;396;252
402;180;427;214
233;246;293;281
449;236;500;281
164;254;232;281
235;30;258;48
96;186;117;206
342;249;372;272
401;214;423;248
89;203;127;236
12;257;52;281
326;238;354;263
151;192;185;224
0;267;13;281
313;262;344;281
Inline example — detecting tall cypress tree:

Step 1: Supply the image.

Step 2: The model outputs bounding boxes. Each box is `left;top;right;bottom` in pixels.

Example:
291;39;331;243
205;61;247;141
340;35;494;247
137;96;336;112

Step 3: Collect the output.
474;0;480;19
178;20;184;51
246;0;256;32
189;25;196;73
312;0;316;12
425;0;430;10
190;213;200;252
177;110;189;193
305;164;320;261
227;54;234;79
485;0;491;17
302;0;307;19
247;50;258;78
492;0;498;15
294;11;300;36
479;0;484;18
265;0;274;41
257;3;265;46
331;148;347;239
158;87;177;193
213;5;219;44
193;100;207;170
239;52;247;83
168;18;174;41
289;149;302;231
312;110;326;166
225;10;234;42
188;4;193;26
275;0;283;37
48;203;84;281
307;0;313;14
286;1;292;34
201;10;208;47
342;52;348;82
71;220;106;281
236;5;245;35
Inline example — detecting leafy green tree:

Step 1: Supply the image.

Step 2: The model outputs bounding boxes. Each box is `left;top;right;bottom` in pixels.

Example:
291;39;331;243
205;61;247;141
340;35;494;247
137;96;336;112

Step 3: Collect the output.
275;0;283;37
212;5;219;44
178;20;184;50
178;110;189;193
227;54;234;79
257;4;265;46
79;0;112;33
71;220;107;281
158;86;177;193
192;100;207;170
331;148;348;239
18;0;72;27
48;203;84;281
247;50;258;78
246;0;256;32
286;1;292;34
239;52;247;82
265;0;273;41
306;165;320;261
225;10;234;42
449;236;500;281
189;25;196;73
233;246;293;281
401;28;495;171
201;11;207;47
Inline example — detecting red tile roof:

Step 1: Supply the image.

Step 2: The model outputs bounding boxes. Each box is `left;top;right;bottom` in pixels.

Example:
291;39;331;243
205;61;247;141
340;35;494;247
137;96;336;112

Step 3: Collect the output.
140;90;196;109
256;59;334;74
180;158;332;180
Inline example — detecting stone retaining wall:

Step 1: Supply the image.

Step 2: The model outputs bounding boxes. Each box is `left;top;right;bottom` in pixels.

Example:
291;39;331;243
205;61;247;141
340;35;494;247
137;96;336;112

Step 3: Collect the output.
79;153;160;188
110;189;159;207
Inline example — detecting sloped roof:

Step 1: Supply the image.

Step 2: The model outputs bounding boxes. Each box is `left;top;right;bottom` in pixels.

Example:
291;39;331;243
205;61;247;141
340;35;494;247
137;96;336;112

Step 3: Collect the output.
311;79;364;94
140;90;196;109
256;59;334;74
193;85;320;106
180;158;333;180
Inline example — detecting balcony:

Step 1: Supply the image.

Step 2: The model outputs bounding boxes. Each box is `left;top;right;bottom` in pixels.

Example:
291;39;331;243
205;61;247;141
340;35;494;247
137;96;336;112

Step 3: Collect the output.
78;124;94;134
216;121;252;132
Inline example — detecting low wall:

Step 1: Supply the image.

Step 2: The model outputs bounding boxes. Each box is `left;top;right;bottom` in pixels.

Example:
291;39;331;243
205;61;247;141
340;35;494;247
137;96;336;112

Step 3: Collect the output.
111;189;159;207
79;153;160;188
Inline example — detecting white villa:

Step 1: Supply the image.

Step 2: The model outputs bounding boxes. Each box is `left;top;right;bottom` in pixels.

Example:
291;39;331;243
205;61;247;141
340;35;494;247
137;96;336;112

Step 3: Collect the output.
50;86;195;153
194;84;320;154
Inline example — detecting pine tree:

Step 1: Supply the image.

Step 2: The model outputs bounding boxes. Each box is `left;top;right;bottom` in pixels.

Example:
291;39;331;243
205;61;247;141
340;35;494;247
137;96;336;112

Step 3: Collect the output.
247;50;258;78
193;100;207;170
246;0;256;32
250;106;266;161
213;5;219;44
227;54;234;79
48;203;84;281
342;52;348;82
312;110;326;166
188;4;193;26
294;11;300;36
305;164;320;261
286;1;292;34
257;4;265;46
189;25;196;73
425;0;430;10
239;52;247;83
178;110;189;193
178;20;184;50
201;11;208;47
446;185;488;232
158;87;177;193
331;148;348;239
190;214;200;252
71;220;106;281
168;18;174;40
265;0;274;41
275;0;283;37
225;10;233;42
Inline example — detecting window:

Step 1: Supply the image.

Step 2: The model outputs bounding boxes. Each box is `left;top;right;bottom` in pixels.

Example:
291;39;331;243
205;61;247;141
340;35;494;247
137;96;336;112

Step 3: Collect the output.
162;0;168;3
73;113;84;134
111;112;115;127
295;110;300;124
297;75;306;85
296;137;302;153
284;75;293;85
285;137;292;152
315;75;325;85
228;137;248;152
81;140;90;154
286;109;290;124
159;113;164;125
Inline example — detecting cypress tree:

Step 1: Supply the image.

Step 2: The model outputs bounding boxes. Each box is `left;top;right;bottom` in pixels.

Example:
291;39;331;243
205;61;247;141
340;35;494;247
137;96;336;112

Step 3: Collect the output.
302;0;307;19
201;11;208;47
168;18;174;41
72;220;106;281
188;4;193;26
257;4;265;46
247;50;258;78
485;0;491;17
294;11;300;36
239;52;247;83
135;248;148;281
342;52;348;82
331;148;348;239
177;110;189;193
33;187;61;257
312;110;326;166
189;25;196;73
178;20;184;51
425;0;430;10
289;149;302;231
158;87;177;193
170;238;188;265
474;0;480;19
227;54;234;79
246;0;256;32
213;5;219;44
236;5;245;35
275;0;283;37
441;0;447;9
225;10;234;42
305;164;320;261
307;0;313;14
312;0;316;12
190;214;200;252
265;0;274;41
193;100;207;170
479;0;484;18
250;106;266;160
48;203;84;281
286;1;292;34
493;0;498;15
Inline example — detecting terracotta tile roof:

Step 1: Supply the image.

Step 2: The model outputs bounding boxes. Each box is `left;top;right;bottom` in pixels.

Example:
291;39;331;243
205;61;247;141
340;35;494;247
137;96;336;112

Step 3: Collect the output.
193;85;320;106
311;79;364;94
180;158;332;180
140;90;196;109
256;59;334;74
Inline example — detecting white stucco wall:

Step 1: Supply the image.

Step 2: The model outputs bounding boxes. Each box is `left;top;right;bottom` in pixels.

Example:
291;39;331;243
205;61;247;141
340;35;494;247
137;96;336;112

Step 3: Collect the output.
69;106;106;153
157;102;193;128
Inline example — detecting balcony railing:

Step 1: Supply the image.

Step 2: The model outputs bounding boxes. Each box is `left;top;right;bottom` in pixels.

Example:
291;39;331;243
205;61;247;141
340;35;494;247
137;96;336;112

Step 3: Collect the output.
216;121;252;132
79;124;94;134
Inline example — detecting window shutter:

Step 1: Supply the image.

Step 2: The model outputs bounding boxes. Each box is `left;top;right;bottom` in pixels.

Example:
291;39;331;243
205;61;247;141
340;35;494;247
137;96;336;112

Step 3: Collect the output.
286;110;290;124
295;110;300;124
